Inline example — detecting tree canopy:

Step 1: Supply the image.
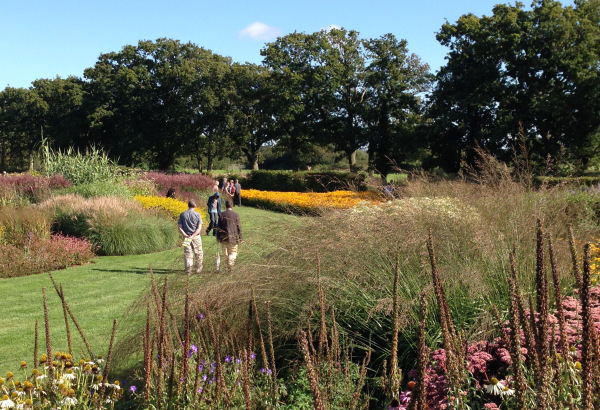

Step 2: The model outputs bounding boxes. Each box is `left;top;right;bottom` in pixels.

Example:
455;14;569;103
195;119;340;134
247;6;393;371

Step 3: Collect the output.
1;1;599;176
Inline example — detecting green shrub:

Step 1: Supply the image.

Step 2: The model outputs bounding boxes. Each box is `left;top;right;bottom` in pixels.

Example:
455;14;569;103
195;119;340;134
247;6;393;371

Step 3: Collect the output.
242;170;368;192
0;206;52;247
60;180;134;198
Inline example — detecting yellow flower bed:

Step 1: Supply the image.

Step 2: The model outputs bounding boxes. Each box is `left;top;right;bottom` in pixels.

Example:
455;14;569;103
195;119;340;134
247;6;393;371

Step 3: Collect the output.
134;195;207;223
242;189;381;210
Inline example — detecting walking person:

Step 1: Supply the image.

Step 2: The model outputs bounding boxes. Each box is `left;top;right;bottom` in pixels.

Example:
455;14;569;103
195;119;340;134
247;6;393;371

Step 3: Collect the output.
177;200;203;274
234;179;242;206
205;190;221;236
216;200;242;271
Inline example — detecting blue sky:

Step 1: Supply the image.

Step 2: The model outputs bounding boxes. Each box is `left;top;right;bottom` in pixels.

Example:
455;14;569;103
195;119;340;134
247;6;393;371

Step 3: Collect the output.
0;0;566;89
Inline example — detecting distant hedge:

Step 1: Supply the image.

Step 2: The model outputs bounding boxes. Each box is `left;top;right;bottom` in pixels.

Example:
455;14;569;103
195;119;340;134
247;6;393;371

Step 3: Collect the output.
237;170;369;192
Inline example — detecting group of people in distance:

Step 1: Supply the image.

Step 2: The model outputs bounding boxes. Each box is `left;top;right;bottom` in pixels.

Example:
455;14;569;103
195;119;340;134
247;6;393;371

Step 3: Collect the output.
175;177;243;275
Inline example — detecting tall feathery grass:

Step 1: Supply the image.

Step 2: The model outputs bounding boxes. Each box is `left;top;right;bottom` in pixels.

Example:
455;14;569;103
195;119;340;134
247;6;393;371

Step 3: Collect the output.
114;161;599;406
38;195;179;256
41;143;126;185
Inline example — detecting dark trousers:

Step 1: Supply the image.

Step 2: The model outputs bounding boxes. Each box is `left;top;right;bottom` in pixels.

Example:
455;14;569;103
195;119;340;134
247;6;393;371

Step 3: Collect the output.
233;192;241;206
206;212;219;235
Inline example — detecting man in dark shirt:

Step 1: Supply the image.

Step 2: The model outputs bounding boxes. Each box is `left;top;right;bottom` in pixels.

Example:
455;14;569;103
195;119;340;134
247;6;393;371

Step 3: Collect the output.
216;200;242;271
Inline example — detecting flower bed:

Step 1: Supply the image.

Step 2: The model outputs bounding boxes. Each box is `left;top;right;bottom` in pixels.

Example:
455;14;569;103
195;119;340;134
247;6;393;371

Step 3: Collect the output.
0;234;95;278
138;172;215;195
134;195;208;224
241;189;382;214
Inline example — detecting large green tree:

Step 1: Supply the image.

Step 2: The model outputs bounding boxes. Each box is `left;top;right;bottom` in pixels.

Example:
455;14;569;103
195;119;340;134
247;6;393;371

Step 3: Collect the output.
0;87;46;170
84;38;232;170
363;34;431;177
262;29;431;175
31;76;89;150
228;63;277;170
429;0;600;172
261;31;331;171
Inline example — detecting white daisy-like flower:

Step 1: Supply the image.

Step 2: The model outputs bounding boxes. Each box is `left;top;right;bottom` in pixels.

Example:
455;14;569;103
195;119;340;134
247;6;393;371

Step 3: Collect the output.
60;397;78;406
483;377;506;396
91;383;101;391
36;374;47;381
500;386;515;397
0;396;15;409
62;372;76;381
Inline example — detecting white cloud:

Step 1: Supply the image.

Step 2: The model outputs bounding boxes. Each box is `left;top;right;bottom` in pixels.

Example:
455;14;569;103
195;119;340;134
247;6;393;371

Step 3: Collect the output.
322;24;341;32
238;22;282;41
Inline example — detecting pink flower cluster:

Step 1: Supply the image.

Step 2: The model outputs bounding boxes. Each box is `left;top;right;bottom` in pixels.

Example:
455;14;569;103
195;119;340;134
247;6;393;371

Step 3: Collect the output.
0;234;94;278
138;172;215;196
400;286;600;408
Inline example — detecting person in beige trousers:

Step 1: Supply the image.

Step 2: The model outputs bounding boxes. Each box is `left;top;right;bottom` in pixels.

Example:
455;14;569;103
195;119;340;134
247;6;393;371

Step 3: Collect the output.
216;200;242;271
177;199;203;274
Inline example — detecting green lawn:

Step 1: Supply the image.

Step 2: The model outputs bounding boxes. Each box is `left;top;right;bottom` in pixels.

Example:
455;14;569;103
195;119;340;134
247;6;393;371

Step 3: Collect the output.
0;206;303;374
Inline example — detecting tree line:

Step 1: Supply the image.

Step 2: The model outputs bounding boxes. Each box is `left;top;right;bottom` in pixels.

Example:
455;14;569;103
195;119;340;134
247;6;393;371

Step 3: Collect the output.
1;0;599;177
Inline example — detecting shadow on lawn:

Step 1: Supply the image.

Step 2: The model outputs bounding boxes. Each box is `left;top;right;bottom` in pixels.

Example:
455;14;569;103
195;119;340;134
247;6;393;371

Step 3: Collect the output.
91;267;178;275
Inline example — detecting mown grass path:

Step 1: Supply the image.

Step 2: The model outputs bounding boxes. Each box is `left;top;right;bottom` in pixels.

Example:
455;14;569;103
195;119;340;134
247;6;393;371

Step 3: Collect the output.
0;206;303;374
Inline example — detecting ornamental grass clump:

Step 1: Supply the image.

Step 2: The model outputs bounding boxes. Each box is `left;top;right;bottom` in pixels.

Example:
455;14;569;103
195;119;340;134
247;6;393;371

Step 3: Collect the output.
117;270;372;408
38;194;178;256
41;143;125;185
126;274;284;409
0;206;93;278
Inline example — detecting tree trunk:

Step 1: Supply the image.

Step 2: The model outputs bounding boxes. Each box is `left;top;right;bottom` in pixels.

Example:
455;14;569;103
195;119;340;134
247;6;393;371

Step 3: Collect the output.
347;150;357;171
1;140;5;171
251;151;259;170
196;152;203;173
